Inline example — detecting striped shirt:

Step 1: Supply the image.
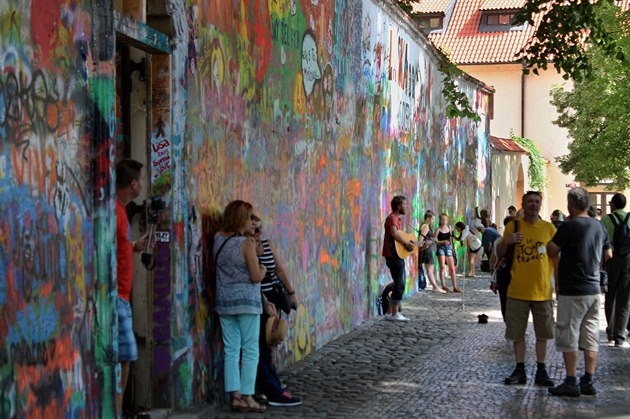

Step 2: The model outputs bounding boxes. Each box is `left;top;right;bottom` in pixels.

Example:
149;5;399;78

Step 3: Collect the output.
258;239;280;293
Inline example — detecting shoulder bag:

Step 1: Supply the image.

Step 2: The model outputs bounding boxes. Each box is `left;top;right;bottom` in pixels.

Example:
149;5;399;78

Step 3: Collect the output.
494;220;519;287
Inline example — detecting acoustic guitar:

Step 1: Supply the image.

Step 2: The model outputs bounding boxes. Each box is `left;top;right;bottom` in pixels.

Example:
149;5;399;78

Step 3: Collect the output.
394;232;420;259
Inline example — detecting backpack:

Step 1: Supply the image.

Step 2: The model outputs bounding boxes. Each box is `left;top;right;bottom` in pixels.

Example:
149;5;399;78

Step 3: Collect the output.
379;283;395;315
609;213;630;256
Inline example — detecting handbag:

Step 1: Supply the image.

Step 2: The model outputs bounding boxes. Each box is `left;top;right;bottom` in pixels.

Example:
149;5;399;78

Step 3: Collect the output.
495;220;519;287
266;281;292;315
450;229;458;266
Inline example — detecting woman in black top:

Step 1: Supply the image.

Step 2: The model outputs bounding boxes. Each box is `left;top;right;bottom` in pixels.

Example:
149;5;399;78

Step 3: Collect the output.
435;213;461;292
419;211;445;293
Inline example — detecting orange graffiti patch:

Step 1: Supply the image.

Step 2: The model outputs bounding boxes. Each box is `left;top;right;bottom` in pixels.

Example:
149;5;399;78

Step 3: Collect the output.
319;249;339;268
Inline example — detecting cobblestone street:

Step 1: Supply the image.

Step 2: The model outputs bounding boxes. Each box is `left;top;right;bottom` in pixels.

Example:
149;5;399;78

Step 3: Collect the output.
184;273;630;418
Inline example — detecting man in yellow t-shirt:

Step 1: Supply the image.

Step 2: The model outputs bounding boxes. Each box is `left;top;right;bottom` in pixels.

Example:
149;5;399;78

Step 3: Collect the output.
497;191;557;387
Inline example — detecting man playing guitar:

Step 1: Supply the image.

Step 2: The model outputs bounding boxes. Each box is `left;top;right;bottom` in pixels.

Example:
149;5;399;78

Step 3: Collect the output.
382;195;424;321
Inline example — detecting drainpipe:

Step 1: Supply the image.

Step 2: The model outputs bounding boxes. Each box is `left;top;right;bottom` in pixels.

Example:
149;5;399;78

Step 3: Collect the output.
520;62;525;137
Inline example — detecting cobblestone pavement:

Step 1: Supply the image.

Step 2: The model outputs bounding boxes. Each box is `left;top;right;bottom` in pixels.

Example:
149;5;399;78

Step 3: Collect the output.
177;273;630;418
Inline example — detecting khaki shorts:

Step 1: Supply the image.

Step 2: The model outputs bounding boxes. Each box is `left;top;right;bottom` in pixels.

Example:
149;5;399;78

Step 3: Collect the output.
555;294;600;352
505;298;554;342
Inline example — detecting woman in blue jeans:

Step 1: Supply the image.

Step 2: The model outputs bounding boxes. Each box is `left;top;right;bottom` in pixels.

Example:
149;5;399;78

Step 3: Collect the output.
214;200;267;413
435;213;461;292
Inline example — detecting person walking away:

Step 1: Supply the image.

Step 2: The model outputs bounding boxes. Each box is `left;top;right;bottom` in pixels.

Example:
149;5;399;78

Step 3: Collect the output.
419;210;445;293
382;195;422;321
498;191;556;387
601;192;630;348
214;200;267;413
115;159;149;412
454;221;482;277
546;187;612;397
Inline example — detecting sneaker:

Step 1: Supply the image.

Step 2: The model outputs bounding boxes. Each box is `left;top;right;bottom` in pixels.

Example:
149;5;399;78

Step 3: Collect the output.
387;312;410;322
548;382;580;397
504;368;527;385
613;340;630;349
267;391;303;407
535;368;554;387
579;377;597;396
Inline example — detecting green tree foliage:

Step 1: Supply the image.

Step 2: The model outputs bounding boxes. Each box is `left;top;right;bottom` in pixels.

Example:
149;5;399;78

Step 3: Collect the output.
511;132;547;191
549;4;630;189
514;0;629;81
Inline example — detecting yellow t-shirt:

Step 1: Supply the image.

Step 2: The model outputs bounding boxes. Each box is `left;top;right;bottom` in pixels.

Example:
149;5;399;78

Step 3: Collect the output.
503;219;556;301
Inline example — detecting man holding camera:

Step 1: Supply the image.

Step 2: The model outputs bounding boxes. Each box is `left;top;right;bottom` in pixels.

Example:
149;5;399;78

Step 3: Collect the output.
546;188;612;397
115;159;149;410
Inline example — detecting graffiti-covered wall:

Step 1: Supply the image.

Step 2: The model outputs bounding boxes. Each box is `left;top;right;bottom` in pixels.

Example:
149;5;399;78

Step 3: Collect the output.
184;0;491;404
0;0;491;416
0;0;117;418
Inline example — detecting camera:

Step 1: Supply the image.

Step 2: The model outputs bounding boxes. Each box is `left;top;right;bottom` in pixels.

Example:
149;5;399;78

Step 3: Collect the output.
141;195;165;270
144;195;166;224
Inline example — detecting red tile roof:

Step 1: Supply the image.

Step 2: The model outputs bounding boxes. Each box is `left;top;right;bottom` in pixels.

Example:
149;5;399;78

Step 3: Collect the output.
411;0;453;13
413;0;629;65
479;0;526;11
489;135;528;153
413;0;542;64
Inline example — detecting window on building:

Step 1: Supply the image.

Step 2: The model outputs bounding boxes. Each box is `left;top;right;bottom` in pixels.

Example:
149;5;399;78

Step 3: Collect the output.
479;10;526;32
485;12;516;26
417;14;444;31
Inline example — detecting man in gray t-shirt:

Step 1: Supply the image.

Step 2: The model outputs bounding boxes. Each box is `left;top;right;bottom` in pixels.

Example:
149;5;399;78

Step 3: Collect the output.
547;187;612;397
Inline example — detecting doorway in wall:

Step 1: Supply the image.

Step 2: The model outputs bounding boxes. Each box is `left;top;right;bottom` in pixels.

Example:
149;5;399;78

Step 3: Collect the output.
114;1;173;413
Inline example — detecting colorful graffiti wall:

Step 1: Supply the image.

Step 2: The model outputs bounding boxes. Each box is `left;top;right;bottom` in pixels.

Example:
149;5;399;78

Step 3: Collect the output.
0;0;117;418
0;0;491;415
185;0;491;402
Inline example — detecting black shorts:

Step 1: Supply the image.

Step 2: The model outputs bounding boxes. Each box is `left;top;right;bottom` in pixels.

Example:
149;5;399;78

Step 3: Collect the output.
470;246;482;254
420;249;434;265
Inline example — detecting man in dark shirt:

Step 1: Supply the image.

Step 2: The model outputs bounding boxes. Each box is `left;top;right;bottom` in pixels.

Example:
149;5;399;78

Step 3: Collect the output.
547;187;612;397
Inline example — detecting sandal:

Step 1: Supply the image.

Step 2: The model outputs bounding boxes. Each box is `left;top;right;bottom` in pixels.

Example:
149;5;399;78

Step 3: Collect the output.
453;287;462;293
442;287;451;292
230;398;248;413
243;397;267;413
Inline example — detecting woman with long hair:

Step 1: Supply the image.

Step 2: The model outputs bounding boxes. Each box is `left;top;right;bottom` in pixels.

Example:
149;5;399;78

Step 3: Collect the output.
435;213;461;292
214;200;267;413
419;211;446;293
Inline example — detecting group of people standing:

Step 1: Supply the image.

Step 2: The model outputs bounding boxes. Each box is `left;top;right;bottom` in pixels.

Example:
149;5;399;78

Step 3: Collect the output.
381;196;479;322
382;195;488;320
213;200;302;412
497;188;623;397
381;188;630;398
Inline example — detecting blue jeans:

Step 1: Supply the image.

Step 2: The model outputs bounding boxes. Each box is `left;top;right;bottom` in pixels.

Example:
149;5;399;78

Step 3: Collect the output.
436;243;454;257
257;313;284;399
219;313;260;395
